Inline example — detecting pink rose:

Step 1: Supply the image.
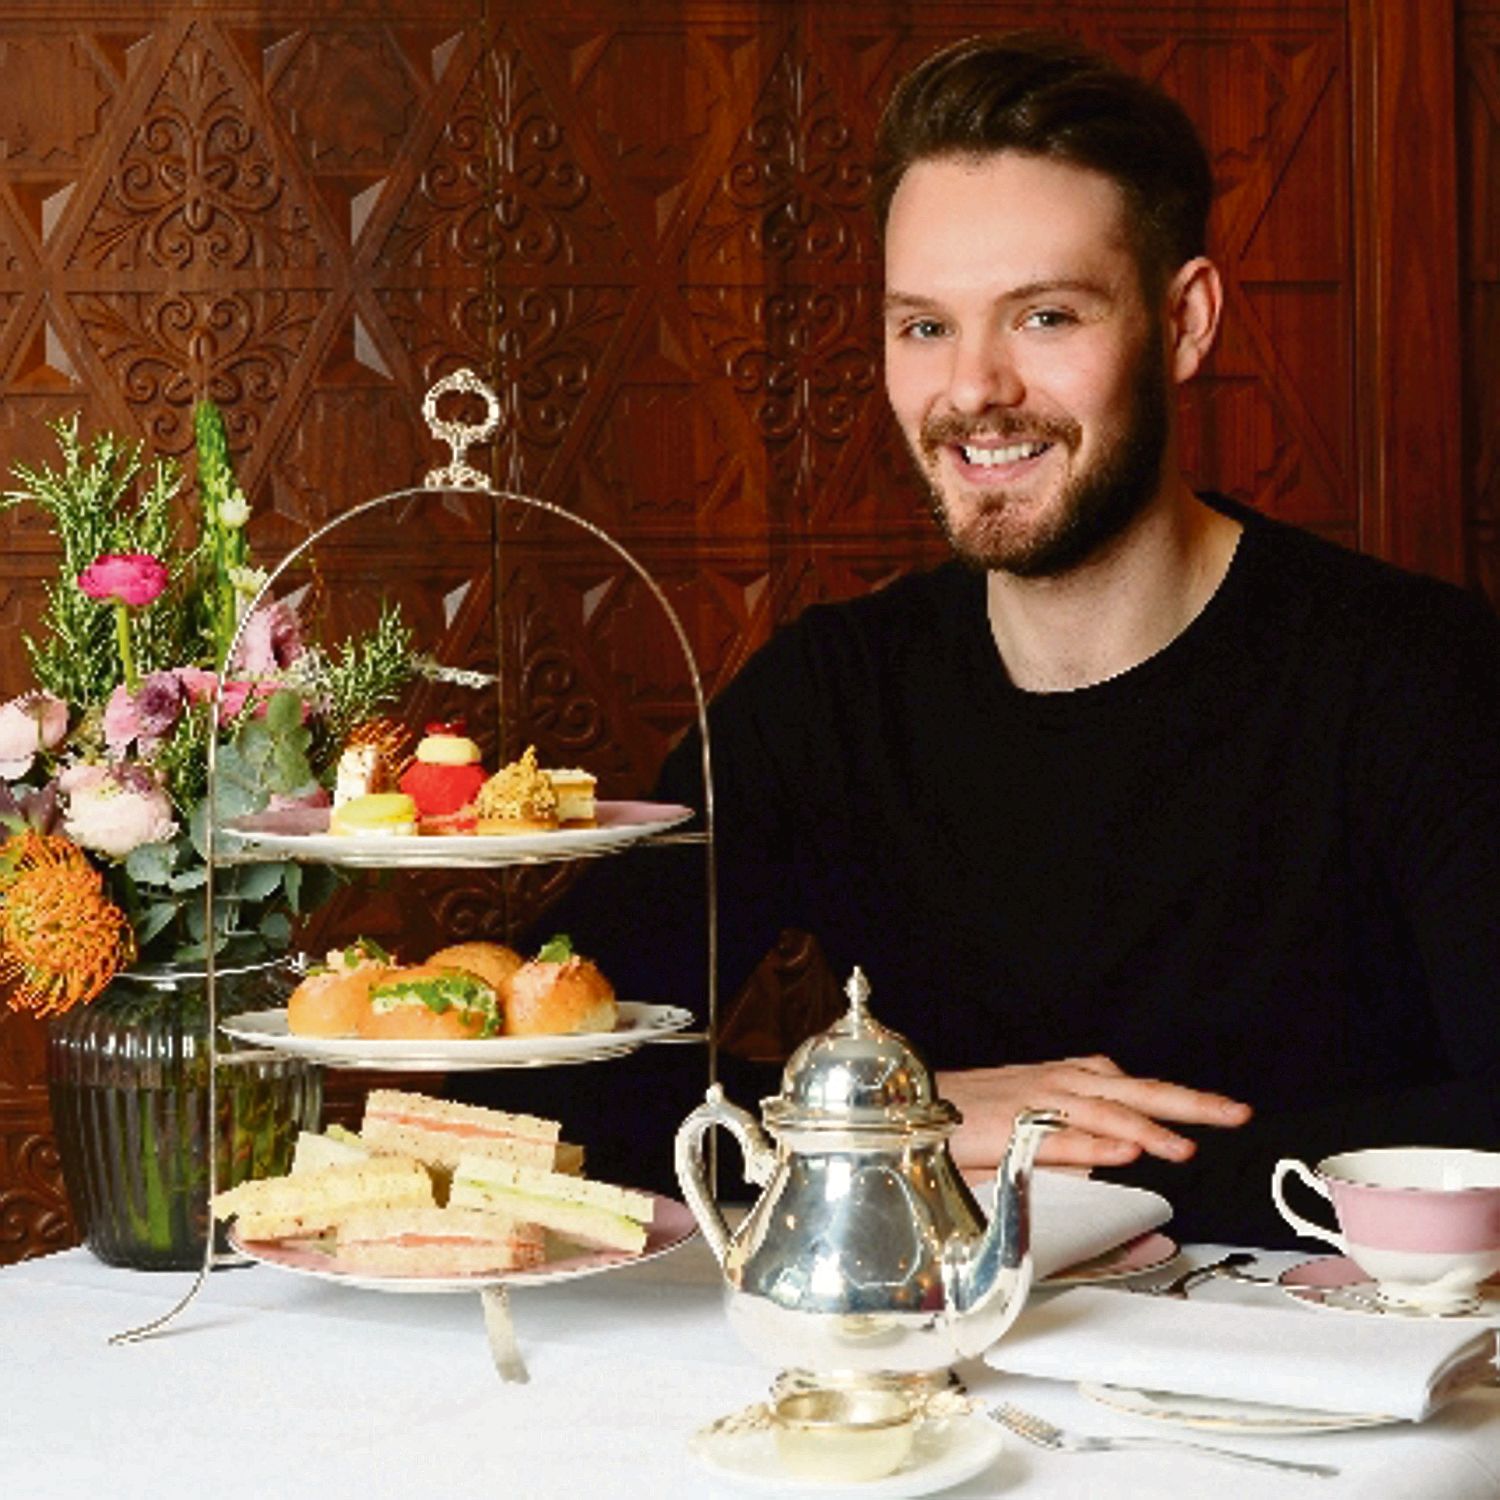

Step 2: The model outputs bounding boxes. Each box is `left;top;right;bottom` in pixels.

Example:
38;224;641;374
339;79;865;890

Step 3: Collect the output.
78;553;170;608
60;762;178;858
0;692;68;778
103;671;186;755
233;600;304;676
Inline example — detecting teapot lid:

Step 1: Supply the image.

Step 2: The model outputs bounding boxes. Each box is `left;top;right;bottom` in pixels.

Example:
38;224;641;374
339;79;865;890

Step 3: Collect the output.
762;968;958;1135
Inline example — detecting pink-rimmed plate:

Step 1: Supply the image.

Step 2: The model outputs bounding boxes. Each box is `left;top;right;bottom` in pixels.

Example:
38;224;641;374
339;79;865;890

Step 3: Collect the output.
1039;1230;1179;1288
227;1192;698;1294
221;800;695;869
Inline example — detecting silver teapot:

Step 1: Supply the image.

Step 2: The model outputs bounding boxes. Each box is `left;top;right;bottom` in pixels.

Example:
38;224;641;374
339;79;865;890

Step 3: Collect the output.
675;968;1063;1381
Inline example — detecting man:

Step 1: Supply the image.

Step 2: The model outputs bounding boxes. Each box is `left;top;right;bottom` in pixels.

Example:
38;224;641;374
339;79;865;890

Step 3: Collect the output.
493;33;1500;1245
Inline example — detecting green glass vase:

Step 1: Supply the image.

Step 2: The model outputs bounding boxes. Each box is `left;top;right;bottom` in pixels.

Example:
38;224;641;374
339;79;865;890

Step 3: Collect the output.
46;958;322;1270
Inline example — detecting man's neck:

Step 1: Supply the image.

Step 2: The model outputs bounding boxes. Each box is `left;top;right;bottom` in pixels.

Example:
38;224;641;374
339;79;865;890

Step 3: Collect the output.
985;484;1242;692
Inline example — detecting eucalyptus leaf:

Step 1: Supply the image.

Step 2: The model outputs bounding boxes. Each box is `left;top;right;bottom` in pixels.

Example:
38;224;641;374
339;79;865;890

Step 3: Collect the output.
232;860;287;902
168;867;208;892
137;903;180;945
124;840;177;885
258;911;292;946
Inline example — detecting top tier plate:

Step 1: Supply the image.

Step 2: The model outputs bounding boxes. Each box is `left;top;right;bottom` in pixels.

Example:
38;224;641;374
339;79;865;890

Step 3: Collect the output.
221;800;695;868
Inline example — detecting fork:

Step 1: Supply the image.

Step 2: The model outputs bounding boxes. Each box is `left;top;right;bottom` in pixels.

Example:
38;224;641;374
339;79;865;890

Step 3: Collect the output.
989;1403;1339;1478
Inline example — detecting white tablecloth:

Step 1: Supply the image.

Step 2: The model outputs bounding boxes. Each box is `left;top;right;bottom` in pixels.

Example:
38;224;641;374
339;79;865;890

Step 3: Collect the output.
4;1240;1500;1499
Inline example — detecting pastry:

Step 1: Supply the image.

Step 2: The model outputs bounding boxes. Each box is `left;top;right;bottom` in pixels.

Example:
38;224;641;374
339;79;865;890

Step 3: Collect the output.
398;720;487;833
474;745;559;834
546;767;597;827
328;791;418;837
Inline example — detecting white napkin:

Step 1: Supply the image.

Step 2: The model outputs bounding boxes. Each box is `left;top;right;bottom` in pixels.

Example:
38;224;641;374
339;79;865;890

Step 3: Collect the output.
976;1170;1172;1280
986;1284;1498;1421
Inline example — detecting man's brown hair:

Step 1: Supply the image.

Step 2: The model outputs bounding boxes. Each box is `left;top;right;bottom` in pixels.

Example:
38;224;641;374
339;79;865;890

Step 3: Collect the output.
873;33;1214;293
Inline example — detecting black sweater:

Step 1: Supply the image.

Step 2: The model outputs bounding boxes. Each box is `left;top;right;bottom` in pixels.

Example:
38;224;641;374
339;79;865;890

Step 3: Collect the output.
482;496;1500;1245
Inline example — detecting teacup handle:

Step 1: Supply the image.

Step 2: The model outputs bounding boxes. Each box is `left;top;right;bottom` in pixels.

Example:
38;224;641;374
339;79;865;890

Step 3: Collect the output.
1271;1158;1348;1252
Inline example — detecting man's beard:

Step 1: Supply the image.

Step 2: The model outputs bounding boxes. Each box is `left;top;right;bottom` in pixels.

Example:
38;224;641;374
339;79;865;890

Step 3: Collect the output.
912;335;1170;578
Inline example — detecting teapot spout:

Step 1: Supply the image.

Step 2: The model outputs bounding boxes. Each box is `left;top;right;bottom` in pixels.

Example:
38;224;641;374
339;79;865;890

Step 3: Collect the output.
941;1107;1066;1358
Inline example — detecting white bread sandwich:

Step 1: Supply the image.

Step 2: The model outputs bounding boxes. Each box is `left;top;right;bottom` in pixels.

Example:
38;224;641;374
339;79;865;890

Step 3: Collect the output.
448;1154;654;1254
333;1205;546;1277
360;1088;562;1170
290;1124;371;1175
210;1155;433;1240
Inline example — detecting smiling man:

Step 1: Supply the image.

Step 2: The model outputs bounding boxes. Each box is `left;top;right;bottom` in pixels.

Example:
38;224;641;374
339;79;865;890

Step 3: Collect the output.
484;33;1500;1244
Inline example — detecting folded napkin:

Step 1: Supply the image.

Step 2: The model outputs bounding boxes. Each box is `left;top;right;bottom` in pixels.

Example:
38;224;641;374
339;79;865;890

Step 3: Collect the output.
976;1170;1172;1281
986;1284;1498;1421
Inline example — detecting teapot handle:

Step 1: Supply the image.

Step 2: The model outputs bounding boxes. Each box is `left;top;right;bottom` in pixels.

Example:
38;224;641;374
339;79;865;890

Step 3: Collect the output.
674;1083;776;1265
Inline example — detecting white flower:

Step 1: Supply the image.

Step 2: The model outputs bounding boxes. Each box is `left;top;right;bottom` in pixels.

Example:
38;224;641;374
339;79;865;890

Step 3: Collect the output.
228;564;268;598
60;763;178;859
218;487;251;528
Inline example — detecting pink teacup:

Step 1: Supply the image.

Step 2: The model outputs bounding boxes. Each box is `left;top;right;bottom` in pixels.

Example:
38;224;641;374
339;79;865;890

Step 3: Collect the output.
1272;1147;1500;1313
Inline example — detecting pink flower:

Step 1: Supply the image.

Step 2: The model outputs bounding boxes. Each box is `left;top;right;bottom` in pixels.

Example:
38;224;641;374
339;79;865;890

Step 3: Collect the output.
233;600;304;675
59;762;178;858
0;692;68;778
77;553;170;608
103;671;186;756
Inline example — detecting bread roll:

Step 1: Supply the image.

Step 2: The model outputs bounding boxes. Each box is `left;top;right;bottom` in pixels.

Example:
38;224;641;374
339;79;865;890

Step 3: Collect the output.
286;947;391;1036
357;964;501;1041
505;946;617;1037
428;941;523;994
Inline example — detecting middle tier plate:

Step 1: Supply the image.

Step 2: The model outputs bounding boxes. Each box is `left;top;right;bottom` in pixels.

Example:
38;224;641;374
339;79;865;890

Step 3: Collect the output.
220;1000;698;1071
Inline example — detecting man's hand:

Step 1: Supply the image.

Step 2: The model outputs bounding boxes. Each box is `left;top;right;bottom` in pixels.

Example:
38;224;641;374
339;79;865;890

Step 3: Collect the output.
937;1056;1252;1172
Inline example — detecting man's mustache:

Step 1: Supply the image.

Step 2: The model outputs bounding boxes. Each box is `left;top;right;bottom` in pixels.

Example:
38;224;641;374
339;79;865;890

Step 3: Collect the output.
919;411;1081;456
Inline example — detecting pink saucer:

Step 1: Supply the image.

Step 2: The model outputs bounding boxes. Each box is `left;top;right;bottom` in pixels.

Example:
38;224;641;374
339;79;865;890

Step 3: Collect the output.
1279;1255;1500;1319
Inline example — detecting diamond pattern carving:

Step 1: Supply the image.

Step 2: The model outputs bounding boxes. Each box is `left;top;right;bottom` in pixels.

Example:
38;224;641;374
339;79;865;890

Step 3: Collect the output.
72;25;323;271
271;31;418;168
69;288;320;453
690;43;875;275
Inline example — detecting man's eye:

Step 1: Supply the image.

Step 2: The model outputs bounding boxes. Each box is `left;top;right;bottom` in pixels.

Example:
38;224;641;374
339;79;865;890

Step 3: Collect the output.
897;317;947;341
1022;308;1076;330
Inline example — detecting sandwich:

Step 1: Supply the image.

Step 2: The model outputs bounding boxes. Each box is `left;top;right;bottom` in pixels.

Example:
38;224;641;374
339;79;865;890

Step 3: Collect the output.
333;1205;546;1277
356;964;502;1040
290;1124;372;1174
360;1088;563;1171
210;1155;434;1240
448;1153;655;1254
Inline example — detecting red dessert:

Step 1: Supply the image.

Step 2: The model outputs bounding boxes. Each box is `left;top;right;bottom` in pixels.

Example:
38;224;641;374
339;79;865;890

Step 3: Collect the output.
398;720;486;831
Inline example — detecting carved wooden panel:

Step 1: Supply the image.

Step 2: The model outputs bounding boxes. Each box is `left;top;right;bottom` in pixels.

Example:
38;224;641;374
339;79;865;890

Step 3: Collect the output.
1462;0;1500;607
0;0;1485;1262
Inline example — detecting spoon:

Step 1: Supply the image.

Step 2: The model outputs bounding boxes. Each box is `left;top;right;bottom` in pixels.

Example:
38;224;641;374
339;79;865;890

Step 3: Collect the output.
1140;1251;1260;1297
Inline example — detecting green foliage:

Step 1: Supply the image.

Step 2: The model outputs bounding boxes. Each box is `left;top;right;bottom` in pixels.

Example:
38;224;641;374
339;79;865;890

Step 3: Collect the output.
310;603;417;767
5;416;189;706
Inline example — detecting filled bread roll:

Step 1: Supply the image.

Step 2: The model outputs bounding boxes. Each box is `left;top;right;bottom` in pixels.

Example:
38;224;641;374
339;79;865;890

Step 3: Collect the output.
505;935;617;1037
428;941;524;994
286;942;392;1036
356;964;502;1041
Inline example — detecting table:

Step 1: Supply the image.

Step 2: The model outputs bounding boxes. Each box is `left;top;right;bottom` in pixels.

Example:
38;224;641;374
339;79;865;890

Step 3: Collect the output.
4;1239;1500;1499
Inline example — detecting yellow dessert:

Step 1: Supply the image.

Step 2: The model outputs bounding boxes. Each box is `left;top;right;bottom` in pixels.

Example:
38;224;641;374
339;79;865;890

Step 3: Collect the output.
329;791;418;837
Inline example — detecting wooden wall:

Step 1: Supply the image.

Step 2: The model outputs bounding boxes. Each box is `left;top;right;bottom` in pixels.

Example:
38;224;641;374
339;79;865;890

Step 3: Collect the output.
0;0;1492;1261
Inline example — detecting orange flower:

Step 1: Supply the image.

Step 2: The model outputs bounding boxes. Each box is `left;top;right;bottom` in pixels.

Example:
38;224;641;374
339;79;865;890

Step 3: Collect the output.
0;831;136;1016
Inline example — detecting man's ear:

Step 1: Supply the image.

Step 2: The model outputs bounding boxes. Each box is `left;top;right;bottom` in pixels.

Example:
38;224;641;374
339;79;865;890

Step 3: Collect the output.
1165;257;1222;384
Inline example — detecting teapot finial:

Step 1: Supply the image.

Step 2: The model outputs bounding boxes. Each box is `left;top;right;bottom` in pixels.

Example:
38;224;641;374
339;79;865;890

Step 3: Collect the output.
845;965;871;1018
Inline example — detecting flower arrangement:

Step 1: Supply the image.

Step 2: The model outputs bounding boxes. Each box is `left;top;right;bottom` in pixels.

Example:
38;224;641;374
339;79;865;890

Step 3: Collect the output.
0;406;417;1015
